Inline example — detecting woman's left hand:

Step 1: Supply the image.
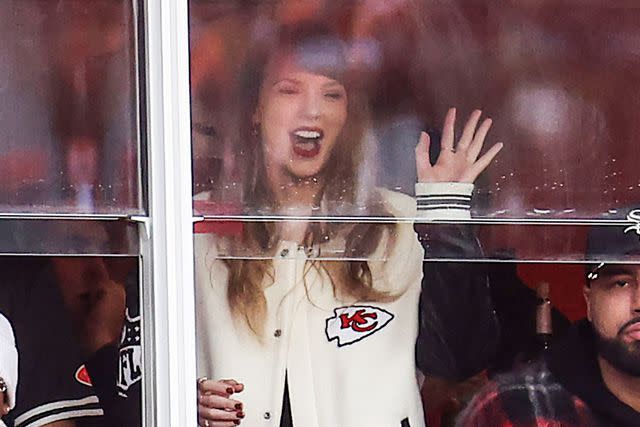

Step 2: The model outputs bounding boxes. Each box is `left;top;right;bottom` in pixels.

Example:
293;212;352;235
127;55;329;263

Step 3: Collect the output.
415;108;503;184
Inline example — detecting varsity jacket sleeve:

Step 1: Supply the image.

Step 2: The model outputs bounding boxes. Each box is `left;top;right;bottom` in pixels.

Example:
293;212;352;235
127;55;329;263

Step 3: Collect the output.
414;182;500;381
0;312;18;411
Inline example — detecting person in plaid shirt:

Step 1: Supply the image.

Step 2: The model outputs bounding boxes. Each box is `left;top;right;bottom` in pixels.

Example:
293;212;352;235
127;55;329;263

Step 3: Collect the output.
457;212;640;427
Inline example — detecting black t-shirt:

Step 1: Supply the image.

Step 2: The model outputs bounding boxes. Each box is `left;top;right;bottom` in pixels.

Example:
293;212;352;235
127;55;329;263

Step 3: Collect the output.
84;266;142;427
0;258;103;427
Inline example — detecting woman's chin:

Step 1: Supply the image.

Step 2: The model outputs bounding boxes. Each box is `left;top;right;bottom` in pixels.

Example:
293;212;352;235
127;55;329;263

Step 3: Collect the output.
286;165;324;182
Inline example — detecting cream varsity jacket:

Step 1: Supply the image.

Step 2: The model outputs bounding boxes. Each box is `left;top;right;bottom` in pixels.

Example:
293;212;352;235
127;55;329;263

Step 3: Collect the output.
195;183;486;427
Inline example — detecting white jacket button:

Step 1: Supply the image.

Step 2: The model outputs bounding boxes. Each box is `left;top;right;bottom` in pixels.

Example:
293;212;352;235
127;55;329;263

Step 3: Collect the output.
274;329;282;338
280;248;289;257
264;411;271;420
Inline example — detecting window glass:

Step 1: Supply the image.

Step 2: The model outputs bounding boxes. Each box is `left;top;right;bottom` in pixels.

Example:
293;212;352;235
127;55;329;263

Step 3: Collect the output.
0;220;138;255
0;1;141;214
190;2;640;427
190;1;640;220
194;217;640;263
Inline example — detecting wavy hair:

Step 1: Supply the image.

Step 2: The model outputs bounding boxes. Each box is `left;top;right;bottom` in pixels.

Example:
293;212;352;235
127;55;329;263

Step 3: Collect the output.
216;23;399;337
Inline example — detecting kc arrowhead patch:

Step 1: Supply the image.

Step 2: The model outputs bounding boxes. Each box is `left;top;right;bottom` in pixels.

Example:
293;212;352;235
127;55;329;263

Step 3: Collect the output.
325;305;394;347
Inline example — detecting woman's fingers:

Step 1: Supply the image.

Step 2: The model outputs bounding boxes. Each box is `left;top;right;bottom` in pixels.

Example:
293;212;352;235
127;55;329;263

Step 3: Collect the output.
198;416;241;427
221;379;245;393
197;378;245;425
199;393;243;412
1;391;7;415
467;118;493;162
415;131;432;181
461;142;503;183
197;404;242;422
198;378;238;397
416;108;502;183
440;107;456;153
457;109;482;151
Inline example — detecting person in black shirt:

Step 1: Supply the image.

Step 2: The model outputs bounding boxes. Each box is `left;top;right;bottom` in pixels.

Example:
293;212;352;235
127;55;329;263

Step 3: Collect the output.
458;214;640;427
0;255;141;427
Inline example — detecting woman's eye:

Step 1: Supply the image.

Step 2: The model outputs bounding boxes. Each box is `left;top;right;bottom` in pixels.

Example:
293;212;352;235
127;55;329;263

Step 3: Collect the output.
277;86;298;95
614;280;630;288
325;91;344;100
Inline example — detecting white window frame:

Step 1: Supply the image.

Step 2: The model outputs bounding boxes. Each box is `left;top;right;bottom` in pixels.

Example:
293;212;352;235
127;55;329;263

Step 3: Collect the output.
143;0;197;425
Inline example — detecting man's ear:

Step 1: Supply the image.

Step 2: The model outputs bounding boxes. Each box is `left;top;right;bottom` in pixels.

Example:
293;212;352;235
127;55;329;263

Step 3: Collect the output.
583;285;592;321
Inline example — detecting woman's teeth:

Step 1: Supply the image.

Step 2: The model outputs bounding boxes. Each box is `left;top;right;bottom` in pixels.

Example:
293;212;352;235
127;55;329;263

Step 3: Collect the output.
291;130;322;157
293;130;321;139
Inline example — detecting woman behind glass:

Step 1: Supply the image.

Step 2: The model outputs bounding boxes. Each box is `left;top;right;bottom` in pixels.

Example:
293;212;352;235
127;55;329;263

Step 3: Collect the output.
194;24;503;427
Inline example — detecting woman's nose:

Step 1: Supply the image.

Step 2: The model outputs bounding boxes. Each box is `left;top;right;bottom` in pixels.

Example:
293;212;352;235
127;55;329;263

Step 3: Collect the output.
301;91;322;120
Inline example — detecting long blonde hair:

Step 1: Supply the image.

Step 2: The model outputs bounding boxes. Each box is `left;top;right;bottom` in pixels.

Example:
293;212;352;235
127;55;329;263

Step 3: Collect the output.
217;23;399;336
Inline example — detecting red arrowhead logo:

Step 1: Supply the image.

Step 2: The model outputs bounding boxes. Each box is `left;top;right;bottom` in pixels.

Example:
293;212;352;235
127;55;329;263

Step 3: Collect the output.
75;365;93;387
326;305;394;347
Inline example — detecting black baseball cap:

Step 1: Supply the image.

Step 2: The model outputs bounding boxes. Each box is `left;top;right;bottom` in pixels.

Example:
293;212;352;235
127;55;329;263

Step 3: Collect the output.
585;208;640;280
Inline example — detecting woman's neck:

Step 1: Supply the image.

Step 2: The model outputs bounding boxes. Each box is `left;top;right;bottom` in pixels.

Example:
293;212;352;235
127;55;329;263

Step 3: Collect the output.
268;169;324;213
268;170;325;243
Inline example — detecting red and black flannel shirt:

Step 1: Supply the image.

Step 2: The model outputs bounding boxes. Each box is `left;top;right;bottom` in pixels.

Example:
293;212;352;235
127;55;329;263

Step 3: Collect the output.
455;362;597;427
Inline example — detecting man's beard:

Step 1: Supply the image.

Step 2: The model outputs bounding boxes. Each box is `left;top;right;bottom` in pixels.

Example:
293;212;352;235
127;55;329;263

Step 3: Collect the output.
594;320;640;377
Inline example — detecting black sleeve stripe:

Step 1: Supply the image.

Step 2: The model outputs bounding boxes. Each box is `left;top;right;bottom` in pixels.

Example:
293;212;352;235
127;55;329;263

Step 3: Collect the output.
417;205;471;211
14;396;103;427
417;199;472;207
417;199;471;208
416;194;472;200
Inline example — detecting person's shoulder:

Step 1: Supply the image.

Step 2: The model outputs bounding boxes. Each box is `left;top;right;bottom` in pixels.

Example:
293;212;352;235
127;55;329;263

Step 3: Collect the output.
457;363;595;427
456;364;551;425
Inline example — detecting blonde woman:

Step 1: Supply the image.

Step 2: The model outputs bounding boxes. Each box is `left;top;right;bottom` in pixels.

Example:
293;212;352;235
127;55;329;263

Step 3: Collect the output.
195;24;502;427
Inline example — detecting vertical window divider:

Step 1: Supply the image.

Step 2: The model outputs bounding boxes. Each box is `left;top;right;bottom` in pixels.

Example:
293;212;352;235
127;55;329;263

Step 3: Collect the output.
143;0;196;426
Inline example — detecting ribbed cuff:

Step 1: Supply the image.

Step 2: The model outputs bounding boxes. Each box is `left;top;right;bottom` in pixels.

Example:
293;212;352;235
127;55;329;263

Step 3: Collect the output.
415;182;474;220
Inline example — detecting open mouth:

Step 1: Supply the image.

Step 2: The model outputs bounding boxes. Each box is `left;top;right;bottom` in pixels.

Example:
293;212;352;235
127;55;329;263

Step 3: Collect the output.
291;128;323;158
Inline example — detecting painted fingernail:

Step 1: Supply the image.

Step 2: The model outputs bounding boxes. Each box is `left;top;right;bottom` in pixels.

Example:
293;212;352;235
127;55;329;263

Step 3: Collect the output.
226;387;234;394
237;411;245;419
234;420;241;425
235;403;243;410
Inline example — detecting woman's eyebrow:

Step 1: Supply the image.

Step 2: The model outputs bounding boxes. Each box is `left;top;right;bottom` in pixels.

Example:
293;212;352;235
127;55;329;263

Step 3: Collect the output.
322;81;345;89
273;78;301;86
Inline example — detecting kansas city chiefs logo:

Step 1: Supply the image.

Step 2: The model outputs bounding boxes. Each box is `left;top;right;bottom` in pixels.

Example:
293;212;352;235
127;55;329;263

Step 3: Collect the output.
326;305;394;347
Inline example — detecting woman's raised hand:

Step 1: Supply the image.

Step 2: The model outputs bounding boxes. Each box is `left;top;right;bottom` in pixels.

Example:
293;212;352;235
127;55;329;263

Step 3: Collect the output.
415;108;503;183
197;378;245;426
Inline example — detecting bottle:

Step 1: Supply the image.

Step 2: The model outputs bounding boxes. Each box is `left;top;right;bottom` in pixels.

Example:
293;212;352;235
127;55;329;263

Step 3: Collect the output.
515;282;553;367
534;282;553;354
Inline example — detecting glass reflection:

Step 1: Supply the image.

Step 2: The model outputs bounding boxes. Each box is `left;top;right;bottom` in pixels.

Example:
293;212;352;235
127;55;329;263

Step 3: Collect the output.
192;18;500;427
0;1;140;214
191;1;640;219
0;220;138;255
